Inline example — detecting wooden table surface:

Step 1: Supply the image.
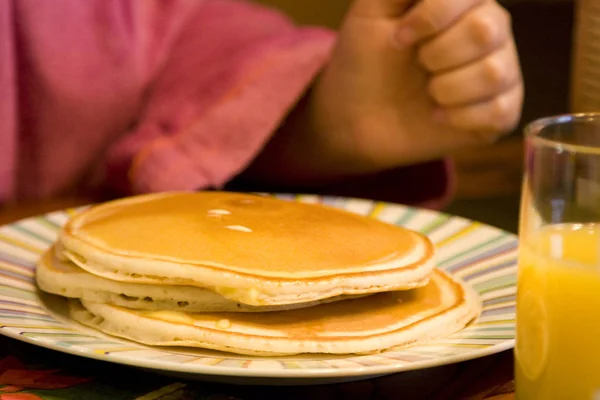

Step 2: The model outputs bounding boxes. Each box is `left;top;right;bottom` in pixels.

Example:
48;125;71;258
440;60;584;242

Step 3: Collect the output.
0;198;517;400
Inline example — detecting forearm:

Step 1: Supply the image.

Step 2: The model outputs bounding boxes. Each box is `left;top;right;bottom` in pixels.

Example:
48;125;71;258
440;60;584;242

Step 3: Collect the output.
240;78;380;188
235;83;453;210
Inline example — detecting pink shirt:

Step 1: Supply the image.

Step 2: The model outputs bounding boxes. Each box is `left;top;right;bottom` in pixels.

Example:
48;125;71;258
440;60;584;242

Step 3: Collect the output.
0;0;452;207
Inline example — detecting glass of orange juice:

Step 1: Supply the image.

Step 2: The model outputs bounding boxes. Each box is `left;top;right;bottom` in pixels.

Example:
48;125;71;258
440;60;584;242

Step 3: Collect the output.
517;113;600;399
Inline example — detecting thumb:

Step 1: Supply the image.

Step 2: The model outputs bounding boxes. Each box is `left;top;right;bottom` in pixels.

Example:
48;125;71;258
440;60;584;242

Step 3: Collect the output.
396;0;485;45
348;0;417;19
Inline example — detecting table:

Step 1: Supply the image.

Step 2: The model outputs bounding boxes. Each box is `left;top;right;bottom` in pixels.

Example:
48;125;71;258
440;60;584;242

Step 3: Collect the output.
0;198;517;400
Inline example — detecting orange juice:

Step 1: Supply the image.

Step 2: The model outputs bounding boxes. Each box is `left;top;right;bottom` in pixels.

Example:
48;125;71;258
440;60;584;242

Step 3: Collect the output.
516;223;600;399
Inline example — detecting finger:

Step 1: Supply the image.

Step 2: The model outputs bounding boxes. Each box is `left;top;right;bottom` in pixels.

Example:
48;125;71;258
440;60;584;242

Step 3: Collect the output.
428;42;521;106
438;83;523;137
418;2;512;72
395;0;485;45
349;0;417;19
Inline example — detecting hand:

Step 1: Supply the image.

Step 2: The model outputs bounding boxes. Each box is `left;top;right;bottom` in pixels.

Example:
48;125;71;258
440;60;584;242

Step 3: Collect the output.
396;0;522;134
308;0;523;173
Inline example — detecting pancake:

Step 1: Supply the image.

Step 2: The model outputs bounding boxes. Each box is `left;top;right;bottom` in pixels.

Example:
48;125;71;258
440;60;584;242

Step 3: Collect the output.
36;248;361;312
69;269;480;356
57;191;436;306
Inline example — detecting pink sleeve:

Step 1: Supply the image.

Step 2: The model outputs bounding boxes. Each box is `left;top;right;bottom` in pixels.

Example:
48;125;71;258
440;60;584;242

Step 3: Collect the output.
104;0;335;194
0;1;16;201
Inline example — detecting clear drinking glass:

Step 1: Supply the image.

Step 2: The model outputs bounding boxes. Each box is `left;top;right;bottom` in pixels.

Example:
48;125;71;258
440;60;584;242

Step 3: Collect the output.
516;113;600;399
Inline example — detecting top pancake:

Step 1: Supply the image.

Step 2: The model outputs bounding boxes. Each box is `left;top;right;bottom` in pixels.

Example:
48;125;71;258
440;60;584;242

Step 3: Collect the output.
61;191;430;278
58;192;435;305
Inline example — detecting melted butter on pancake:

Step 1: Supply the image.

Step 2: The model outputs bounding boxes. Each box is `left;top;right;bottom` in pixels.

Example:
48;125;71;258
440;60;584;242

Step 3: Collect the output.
217;319;232;329
224;225;253;233
65;192;428;278
215;287;261;305
145;311;196;325
207;209;231;216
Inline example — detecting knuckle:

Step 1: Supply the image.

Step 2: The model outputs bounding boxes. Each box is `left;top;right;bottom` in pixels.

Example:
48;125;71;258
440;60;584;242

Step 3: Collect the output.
503;112;520;132
499;6;512;26
489;95;514;131
470;13;500;48
482;55;506;87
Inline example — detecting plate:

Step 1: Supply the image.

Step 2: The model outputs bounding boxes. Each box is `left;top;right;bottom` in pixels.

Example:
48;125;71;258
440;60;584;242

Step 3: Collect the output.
0;194;518;385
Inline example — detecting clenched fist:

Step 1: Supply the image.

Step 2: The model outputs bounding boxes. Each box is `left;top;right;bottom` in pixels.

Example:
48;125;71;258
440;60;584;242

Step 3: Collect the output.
311;0;523;173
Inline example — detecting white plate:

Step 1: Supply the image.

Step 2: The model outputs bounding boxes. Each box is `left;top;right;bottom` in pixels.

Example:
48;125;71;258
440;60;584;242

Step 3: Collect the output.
0;194;517;385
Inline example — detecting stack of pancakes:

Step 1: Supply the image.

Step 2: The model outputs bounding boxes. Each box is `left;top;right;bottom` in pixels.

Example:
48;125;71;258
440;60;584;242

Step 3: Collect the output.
36;191;480;356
